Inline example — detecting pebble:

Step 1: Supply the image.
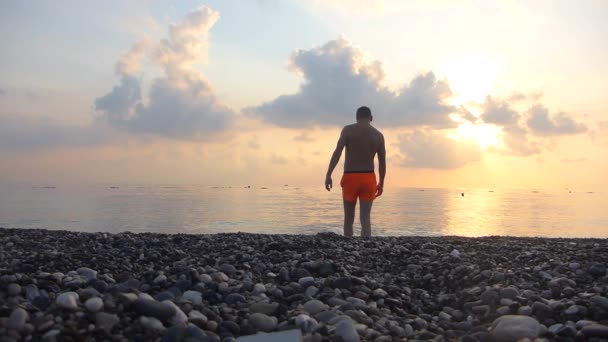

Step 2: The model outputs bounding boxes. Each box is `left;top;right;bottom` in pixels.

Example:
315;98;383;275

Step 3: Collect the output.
95;312;119;333
490;315;541;341
7;283;21;296
335;318;360;342
162;300;188;325
303;299;329;315
56;292;79;310
249;313;278;332
76;267;98;281
225;293;246;304
134;299;176;320
85;297;104;312
140;316;166;332
582;324;608;338
298;276;315;288
7;307;28;331
181;290;203;305
295;314;318;333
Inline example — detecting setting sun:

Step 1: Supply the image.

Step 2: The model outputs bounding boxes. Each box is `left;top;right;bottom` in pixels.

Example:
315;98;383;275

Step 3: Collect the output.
456;122;502;149
440;53;501;105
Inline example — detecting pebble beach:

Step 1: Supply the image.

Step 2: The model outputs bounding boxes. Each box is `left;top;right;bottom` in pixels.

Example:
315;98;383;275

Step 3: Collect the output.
1;228;608;341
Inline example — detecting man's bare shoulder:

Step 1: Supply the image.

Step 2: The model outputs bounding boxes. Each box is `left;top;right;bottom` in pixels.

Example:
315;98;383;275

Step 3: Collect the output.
343;124;357;131
371;125;384;138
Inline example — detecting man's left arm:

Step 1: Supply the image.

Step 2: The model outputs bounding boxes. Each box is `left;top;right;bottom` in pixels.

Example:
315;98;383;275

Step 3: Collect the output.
376;134;386;197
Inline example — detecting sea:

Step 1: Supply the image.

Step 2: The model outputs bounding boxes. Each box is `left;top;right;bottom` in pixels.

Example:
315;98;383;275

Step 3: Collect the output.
0;184;606;238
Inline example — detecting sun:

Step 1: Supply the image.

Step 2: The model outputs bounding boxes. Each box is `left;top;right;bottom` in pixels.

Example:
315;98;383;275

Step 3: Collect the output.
455;122;502;149
439;53;501;105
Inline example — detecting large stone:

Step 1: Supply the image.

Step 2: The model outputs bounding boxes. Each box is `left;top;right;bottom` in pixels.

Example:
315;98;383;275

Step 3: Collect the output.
7;283;21;296
225;293;246;305
56;292;79;310
489;315;542;342
95;312;119;333
7;307;28;331
85;297;104;312
76;267;98;281
140;316;165;332
181;290;203;305
335;318;360;342
303;299;328;315
162;300;188;325
582;324;608;338
134;299;176;321
249;313;278;332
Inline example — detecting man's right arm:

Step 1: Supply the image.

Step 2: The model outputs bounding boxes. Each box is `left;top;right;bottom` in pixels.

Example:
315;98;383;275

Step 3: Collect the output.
377;134;386;197
325;128;347;191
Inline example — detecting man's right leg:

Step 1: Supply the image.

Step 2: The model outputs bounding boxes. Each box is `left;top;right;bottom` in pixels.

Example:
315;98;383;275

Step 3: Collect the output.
343;200;356;237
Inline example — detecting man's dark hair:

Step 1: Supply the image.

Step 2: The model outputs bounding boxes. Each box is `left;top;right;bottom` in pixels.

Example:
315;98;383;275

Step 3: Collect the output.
356;106;372;120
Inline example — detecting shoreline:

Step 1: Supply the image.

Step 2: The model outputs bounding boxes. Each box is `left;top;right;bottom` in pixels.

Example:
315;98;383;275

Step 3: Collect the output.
1;228;608;341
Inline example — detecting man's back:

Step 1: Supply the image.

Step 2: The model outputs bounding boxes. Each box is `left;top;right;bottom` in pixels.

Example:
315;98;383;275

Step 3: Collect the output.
342;123;384;173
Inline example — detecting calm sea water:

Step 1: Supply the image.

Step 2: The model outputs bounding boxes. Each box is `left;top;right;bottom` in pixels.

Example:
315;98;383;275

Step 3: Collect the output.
0;184;606;238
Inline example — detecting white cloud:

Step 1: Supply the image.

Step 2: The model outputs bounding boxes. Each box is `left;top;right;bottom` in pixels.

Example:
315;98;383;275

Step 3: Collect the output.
526;104;587;136
398;129;481;169
95;6;235;140
247;37;455;129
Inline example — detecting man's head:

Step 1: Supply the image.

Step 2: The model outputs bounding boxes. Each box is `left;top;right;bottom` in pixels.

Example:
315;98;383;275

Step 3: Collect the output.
356;106;372;122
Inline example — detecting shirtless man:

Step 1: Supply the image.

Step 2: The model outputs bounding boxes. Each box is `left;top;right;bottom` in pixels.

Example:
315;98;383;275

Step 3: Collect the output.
325;106;386;237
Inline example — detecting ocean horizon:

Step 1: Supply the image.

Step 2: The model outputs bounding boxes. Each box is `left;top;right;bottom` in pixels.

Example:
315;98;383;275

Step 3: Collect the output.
1;183;606;238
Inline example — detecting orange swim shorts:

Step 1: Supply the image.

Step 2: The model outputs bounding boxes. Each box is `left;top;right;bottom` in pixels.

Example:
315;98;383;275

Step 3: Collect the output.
340;172;377;202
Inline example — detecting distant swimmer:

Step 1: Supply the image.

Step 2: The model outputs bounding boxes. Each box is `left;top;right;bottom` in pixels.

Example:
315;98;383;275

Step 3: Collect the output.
325;106;386;237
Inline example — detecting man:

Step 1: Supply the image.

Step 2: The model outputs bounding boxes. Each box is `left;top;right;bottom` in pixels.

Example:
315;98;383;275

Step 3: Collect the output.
325;106;386;237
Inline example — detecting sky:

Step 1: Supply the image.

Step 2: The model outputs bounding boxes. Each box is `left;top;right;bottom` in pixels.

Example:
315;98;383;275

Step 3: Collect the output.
0;0;607;190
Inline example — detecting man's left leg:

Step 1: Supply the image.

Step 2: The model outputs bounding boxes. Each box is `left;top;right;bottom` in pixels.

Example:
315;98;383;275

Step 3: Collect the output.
360;200;373;237
343;200;356;237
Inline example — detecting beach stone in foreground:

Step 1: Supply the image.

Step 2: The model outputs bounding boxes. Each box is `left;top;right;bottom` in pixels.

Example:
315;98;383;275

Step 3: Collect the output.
7;307;28;331
582;324;608;338
249;313;278;332
134;298;176;320
56;292;79;310
2;228;608;341
489;315;541;341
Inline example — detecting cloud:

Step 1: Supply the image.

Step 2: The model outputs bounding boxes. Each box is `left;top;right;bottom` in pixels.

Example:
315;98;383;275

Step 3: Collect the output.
95;6;235;140
398;130;481;169
526;104;587;136
479;97;540;156
246;37;455;129
507;91;543;103
293;132;316;142
481;97;519;125
270;154;288;164
0;88;5;96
